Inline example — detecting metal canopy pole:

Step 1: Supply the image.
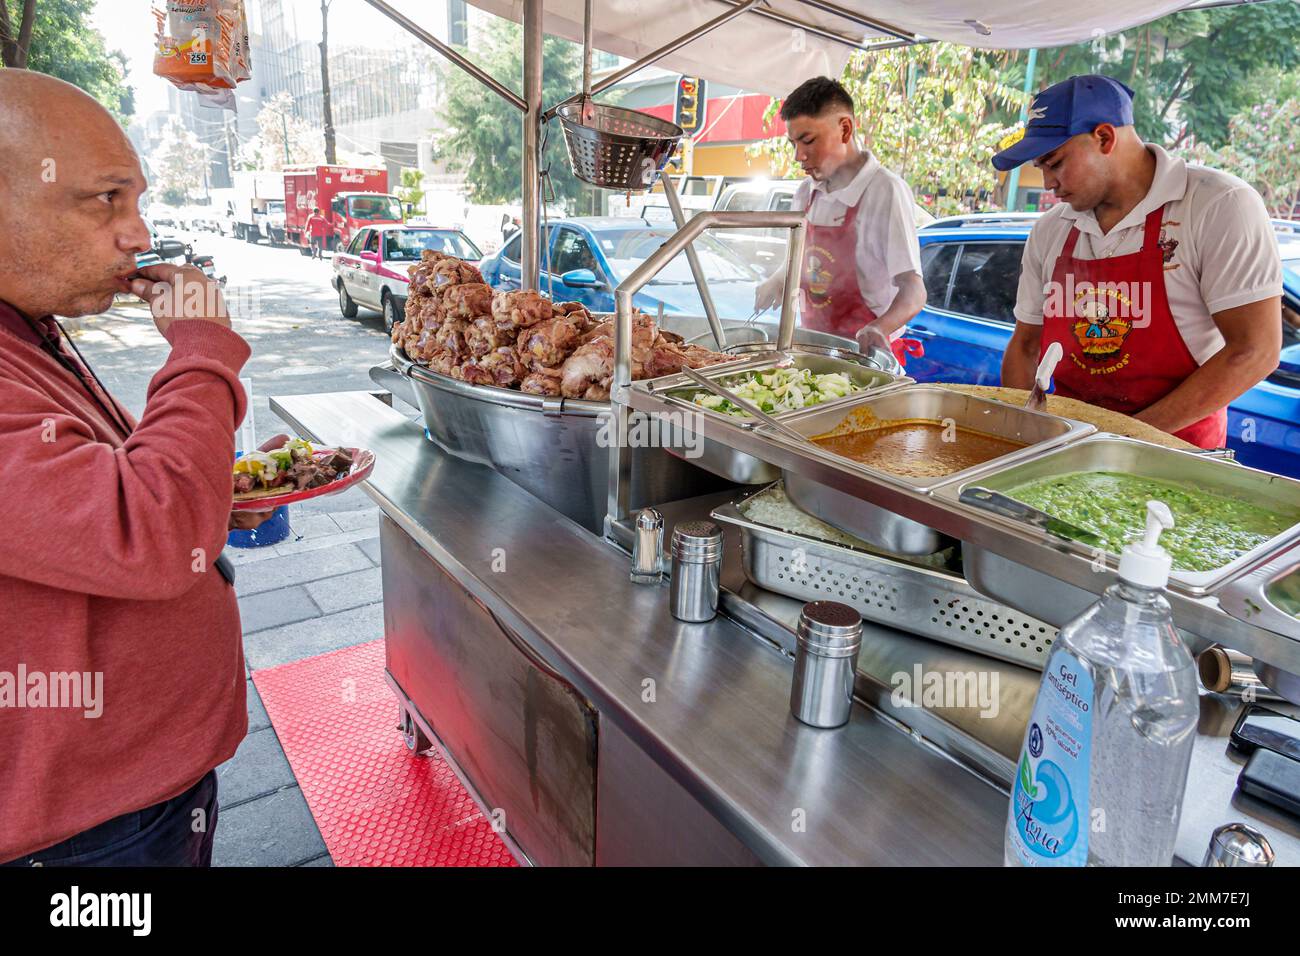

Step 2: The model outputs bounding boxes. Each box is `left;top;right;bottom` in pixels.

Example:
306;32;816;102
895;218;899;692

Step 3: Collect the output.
580;0;593;102
605;209;806;532
522;0;544;291
660;174;726;350
793;0;917;42
362;0;526;112
542;0;763;122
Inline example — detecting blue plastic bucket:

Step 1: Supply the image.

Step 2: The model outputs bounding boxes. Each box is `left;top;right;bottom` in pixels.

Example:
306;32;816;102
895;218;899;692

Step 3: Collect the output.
227;504;291;548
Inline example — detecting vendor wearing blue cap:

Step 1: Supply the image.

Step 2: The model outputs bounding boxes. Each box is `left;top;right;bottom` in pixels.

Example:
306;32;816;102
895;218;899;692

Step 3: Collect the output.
995;74;1282;449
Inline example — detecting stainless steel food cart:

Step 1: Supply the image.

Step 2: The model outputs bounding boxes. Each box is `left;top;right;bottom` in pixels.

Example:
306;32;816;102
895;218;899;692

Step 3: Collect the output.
272;0;1300;865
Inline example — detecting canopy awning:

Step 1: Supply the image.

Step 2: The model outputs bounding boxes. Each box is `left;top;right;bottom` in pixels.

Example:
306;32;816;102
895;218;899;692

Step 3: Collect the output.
467;0;1201;97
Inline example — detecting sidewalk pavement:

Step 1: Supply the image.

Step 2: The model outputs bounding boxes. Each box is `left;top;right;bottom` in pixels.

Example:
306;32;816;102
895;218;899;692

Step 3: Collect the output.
214;484;384;867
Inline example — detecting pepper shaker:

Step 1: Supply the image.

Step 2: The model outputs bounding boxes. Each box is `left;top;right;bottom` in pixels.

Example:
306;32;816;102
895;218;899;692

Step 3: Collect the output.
669;520;723;622
630;508;665;585
791;601;862;729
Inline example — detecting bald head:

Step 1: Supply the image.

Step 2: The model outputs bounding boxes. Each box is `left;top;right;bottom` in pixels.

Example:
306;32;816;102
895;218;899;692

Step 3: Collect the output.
0;70;151;319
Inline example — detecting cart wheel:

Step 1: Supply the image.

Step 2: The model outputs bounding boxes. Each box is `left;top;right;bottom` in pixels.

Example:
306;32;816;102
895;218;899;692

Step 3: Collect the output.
339;283;358;319
400;707;431;755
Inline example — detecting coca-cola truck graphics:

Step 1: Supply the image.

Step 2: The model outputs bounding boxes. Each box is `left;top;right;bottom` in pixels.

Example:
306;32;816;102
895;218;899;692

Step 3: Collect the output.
283;165;404;251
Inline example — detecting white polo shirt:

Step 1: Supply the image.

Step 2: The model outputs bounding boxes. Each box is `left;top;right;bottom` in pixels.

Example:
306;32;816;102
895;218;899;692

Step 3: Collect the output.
786;151;924;316
1014;144;1282;364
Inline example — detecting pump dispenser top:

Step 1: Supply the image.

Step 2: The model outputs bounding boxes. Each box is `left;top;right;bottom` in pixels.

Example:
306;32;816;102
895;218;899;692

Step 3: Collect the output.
1117;500;1175;589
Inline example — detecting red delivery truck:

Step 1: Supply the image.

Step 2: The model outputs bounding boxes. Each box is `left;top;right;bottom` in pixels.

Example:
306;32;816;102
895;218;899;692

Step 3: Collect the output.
283;165;404;253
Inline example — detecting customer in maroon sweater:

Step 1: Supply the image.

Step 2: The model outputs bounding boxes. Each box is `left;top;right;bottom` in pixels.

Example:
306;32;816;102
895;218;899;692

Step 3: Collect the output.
0;70;274;866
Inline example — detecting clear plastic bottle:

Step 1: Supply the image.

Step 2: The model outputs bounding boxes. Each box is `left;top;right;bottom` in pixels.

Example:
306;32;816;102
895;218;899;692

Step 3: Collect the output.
1005;501;1200;867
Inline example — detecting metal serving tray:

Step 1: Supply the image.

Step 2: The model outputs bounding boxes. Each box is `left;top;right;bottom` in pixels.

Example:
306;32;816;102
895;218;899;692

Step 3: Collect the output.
1219;539;1300;642
642;346;908;485
650;350;905;420
960;543;1213;658
939;434;1300;597
1217;541;1300;704
384;343;730;534
763;385;1093;554
712;490;1058;671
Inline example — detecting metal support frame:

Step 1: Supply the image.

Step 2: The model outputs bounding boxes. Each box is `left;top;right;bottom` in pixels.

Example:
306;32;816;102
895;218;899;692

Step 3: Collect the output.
521;0;544;290
541;0;765;123
794;0;918;42
604;209;807;532
660;175;725;351
363;0;526;111
366;0;909;295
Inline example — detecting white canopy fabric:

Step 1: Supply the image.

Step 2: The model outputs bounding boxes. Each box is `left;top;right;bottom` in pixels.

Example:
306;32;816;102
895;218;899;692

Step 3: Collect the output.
467;0;1198;97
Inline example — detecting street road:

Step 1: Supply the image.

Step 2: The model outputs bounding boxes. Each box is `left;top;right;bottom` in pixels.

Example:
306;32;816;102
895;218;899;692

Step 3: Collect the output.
73;230;395;447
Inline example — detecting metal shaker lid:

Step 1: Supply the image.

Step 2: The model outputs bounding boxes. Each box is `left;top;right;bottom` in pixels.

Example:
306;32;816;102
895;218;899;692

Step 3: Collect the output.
1203;823;1275;867
797;601;862;656
671;520;723;560
635;508;664;531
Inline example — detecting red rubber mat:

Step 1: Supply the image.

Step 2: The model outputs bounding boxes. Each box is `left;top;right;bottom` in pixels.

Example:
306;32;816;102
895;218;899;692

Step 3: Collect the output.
252;640;519;867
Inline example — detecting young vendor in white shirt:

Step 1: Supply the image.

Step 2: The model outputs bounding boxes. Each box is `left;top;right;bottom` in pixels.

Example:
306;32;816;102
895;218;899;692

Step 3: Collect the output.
997;74;1282;449
755;77;926;353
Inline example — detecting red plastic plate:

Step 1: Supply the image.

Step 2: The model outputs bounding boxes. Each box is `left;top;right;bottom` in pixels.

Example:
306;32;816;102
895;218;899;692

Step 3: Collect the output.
231;447;376;512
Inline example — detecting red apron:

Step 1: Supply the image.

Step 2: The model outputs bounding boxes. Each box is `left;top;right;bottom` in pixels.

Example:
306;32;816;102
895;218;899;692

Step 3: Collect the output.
1042;206;1226;449
800;194;879;338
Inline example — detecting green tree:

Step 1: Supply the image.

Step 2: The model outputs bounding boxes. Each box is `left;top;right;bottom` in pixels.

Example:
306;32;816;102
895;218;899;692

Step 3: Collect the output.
751;44;1028;217
1187;71;1300;219
2;0;134;122
150;116;206;205
434;17;584;208
1028;4;1300;149
396;167;426;215
235;92;322;171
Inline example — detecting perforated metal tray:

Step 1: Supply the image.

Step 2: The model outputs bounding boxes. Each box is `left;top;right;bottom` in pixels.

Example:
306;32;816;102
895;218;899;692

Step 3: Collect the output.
712;486;1057;670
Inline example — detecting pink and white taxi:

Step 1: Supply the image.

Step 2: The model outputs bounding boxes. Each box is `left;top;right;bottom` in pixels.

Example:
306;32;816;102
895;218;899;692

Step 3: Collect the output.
332;224;482;332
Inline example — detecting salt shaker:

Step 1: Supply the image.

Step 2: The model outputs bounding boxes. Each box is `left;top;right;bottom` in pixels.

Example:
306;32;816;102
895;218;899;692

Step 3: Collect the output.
669;520;723;622
630;508;665;585
1202;822;1275;867
790;601;862;729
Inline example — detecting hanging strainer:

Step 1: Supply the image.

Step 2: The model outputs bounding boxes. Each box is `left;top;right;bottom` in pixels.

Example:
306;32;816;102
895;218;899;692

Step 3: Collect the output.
558;99;684;192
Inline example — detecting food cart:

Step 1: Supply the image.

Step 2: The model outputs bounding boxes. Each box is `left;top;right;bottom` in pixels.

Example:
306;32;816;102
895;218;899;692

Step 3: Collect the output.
273;0;1300;865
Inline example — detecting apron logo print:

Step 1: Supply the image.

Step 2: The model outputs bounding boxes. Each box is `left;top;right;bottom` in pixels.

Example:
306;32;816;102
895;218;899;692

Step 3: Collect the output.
1071;289;1134;364
806;247;836;301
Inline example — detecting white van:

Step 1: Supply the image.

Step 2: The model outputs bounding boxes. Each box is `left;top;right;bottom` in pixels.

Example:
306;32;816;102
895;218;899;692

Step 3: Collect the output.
713;178;937;276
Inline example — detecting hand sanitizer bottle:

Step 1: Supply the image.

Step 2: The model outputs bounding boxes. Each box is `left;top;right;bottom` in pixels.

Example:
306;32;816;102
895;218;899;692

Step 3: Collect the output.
1005;501;1200;866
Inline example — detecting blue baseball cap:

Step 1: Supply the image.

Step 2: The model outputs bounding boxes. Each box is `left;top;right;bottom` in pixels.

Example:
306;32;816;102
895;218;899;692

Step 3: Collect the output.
992;74;1136;172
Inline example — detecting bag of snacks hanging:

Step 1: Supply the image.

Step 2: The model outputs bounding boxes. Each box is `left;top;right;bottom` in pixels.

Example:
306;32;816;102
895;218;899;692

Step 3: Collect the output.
152;0;251;108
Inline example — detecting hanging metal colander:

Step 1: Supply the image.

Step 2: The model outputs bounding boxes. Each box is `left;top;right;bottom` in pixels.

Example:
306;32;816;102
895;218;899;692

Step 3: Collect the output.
557;100;684;191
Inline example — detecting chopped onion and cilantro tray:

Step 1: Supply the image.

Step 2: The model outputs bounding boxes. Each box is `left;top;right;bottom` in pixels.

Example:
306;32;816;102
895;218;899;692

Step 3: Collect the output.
689;367;862;418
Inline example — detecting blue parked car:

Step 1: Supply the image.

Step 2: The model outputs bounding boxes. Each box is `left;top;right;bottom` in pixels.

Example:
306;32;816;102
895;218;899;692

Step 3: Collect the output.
478;217;777;322
906;215;1300;477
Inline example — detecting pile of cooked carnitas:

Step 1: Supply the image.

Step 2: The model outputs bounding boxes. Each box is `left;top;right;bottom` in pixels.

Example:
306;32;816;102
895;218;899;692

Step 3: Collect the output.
390;251;733;399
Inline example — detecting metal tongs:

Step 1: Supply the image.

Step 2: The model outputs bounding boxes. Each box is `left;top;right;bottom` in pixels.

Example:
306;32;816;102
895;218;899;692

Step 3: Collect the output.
959;486;1104;548
1025;342;1063;413
679;365;816;447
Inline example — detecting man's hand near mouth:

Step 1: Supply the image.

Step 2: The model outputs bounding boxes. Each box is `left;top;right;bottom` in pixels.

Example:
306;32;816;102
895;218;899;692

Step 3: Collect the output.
128;263;230;335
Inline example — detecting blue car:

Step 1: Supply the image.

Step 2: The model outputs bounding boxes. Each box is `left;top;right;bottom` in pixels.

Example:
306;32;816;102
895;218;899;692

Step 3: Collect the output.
906;216;1300;477
478;217;776;322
